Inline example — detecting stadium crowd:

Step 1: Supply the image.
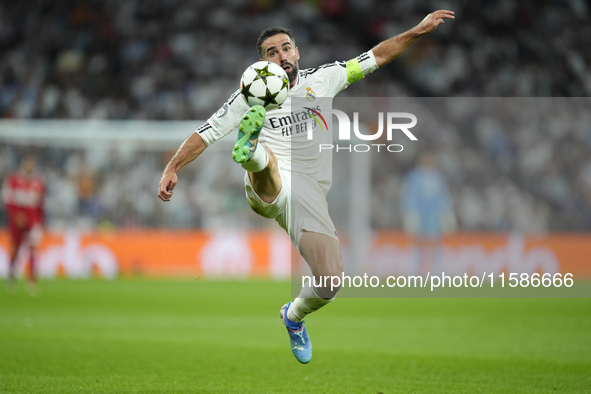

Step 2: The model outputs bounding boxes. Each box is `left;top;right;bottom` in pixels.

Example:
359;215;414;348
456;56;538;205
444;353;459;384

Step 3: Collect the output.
2;96;591;234
1;0;590;120
1;0;590;233
366;98;591;233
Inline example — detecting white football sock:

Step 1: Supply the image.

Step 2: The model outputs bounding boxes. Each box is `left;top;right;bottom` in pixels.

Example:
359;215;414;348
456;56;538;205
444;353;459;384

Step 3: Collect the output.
287;286;335;322
241;144;269;173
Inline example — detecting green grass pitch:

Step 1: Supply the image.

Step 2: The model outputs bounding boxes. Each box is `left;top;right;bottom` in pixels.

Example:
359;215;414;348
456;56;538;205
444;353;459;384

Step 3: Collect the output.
1;279;590;393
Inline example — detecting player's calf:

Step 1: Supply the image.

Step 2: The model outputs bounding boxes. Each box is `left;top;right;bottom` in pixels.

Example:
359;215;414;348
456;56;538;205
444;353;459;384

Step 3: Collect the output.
287;232;343;322
235;106;282;203
248;146;282;203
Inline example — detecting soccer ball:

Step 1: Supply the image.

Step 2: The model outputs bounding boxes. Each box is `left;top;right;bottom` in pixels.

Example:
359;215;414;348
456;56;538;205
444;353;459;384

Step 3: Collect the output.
240;61;289;110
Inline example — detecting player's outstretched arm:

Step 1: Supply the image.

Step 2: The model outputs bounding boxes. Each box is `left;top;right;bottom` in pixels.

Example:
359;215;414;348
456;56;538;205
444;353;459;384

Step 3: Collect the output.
157;132;207;202
372;9;454;68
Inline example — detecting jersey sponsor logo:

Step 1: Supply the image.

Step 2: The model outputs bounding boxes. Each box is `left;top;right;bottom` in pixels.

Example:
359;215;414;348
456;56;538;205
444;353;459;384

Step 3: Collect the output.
303;107;328;131
4;187;43;207
10;190;40;207
305;87;316;101
268;106;322;137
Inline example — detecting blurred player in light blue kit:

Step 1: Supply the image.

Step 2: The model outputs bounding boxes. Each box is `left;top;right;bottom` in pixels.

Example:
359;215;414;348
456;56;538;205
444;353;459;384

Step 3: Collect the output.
401;151;456;274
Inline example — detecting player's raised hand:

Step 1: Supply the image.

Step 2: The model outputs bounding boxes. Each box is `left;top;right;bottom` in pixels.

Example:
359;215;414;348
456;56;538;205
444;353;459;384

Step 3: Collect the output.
417;10;455;35
158;171;178;202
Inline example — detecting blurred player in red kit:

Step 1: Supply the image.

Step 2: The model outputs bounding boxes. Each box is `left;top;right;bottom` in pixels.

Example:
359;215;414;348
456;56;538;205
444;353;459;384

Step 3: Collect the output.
2;155;45;292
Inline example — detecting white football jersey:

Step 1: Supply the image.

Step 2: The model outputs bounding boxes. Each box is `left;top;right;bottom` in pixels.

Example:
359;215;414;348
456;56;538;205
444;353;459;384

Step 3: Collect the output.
196;50;379;187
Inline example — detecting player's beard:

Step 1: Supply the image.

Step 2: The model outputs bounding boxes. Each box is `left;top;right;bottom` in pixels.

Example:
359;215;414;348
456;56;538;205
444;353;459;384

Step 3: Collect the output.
282;61;299;83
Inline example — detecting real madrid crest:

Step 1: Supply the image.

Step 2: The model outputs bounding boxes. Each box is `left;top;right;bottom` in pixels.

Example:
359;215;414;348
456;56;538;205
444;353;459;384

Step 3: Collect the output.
306;86;316;101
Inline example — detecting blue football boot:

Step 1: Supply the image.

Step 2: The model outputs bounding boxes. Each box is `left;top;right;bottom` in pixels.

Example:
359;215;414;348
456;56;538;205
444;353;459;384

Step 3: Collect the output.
280;302;312;364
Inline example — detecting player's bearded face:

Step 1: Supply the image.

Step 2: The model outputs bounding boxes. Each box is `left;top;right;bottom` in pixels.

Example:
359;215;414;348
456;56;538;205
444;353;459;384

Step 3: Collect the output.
263;34;300;84
281;60;299;83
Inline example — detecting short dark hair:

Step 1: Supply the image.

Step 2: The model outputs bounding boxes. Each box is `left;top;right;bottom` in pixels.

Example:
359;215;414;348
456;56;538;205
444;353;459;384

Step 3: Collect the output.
256;27;295;58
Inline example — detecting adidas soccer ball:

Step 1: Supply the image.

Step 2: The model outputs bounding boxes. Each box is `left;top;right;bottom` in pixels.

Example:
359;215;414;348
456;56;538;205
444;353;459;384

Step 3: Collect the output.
240;61;289;110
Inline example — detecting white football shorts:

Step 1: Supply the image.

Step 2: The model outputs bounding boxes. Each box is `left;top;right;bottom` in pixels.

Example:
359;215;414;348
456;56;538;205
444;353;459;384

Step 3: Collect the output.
244;163;339;251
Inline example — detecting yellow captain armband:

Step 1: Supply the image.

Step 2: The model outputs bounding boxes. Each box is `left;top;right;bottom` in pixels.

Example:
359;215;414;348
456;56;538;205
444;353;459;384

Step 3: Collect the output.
345;58;364;83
